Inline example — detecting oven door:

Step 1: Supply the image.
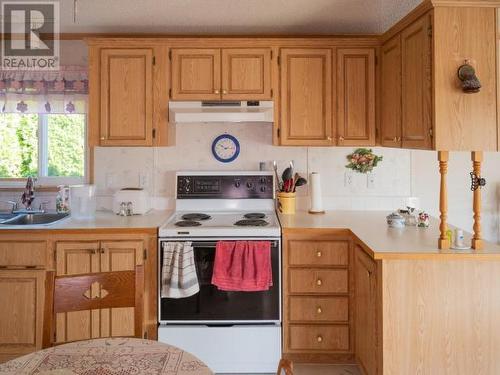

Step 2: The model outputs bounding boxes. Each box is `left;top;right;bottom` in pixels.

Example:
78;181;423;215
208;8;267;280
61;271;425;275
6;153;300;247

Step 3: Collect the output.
159;238;281;324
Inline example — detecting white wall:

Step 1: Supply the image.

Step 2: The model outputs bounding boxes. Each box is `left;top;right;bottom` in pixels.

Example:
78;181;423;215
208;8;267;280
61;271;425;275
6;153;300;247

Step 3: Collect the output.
92;123;500;243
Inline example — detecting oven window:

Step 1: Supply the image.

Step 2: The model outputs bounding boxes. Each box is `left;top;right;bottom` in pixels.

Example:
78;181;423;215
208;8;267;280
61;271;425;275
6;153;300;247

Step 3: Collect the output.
160;241;280;322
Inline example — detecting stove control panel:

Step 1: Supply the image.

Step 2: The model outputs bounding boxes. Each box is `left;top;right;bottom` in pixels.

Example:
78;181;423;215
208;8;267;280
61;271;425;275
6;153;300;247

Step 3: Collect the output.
177;174;274;199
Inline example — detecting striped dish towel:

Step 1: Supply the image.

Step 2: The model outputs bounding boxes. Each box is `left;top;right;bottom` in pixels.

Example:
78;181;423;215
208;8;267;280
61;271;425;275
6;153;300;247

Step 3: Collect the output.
161;242;200;298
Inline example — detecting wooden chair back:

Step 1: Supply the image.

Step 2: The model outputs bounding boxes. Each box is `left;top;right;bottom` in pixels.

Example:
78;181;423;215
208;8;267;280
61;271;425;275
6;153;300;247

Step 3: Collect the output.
277;359;294;375
43;265;144;348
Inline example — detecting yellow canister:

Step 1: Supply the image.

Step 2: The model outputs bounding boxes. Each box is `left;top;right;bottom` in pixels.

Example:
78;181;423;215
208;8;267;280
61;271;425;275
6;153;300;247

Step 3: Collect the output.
277;192;296;214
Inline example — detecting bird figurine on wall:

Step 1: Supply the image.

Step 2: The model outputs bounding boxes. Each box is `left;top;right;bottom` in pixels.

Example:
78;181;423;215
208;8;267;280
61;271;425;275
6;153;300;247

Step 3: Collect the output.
458;61;481;94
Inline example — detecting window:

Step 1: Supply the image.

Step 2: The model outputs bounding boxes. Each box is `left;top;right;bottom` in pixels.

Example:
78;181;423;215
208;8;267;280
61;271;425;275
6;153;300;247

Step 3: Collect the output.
0;113;86;186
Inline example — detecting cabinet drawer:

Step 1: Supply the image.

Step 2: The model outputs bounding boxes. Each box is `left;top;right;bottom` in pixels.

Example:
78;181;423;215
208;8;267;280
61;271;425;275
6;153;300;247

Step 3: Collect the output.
289;296;349;322
289;269;348;294
0;241;46;267
288;325;349;351
289;241;349;266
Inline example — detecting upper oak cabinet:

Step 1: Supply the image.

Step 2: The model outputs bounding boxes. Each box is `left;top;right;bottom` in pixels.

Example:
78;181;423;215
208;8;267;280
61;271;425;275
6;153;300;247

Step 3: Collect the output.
100;49;154;146
336;48;376;146
279;48;334;146
380;3;498;151
88;41;171;147
380;36;402;148
170;48;272;100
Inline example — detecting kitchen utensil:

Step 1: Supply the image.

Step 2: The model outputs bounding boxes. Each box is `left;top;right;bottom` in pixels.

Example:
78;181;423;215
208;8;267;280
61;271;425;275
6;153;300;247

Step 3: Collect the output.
294;177;307;191
273;161;282;191
282;166;293;182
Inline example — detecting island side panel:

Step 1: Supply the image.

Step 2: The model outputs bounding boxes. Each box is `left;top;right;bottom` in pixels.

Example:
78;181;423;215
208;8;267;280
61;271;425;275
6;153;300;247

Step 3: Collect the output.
382;259;500;375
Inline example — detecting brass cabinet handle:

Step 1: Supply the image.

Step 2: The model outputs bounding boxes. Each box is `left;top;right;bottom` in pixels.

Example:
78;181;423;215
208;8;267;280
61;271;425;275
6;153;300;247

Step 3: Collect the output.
327;136;332;141
316;306;322;314
214;89;220;94
316;250;322;258
100;248;105;254
397;137;402;142
88;249;96;254
393;137;398;142
316;279;322;286
222;89;227;94
317;335;323;343
339;136;345;142
100;136;105;141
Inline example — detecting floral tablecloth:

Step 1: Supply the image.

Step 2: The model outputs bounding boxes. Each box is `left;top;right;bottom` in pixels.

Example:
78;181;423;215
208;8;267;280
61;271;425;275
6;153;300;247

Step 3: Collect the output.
0;338;213;375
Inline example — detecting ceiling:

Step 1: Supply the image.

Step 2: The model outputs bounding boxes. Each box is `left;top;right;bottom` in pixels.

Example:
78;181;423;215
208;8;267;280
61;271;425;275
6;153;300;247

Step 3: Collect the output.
58;0;421;35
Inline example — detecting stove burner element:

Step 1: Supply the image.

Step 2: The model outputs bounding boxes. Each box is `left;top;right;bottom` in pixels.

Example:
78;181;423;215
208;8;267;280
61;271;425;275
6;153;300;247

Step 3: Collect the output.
181;213;211;221
244;213;266;219
234;219;269;227
175;220;202;227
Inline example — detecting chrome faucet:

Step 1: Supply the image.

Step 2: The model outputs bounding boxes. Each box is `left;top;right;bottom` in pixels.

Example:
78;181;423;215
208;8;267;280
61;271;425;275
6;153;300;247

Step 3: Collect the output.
21;176;36;211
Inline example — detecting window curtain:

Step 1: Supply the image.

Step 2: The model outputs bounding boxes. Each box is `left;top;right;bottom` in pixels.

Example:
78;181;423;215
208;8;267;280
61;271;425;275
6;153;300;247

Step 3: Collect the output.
0;66;88;114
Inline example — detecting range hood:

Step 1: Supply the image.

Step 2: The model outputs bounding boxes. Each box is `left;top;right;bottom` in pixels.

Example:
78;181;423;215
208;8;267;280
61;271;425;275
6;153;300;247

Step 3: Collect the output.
169;101;274;123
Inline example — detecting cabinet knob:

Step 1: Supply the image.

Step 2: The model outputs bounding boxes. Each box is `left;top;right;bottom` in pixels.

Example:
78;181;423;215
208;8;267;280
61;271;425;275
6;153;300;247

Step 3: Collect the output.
222;89;227;94
214;89;220;94
393;137;398;142
316;279;322;286
100;136;105;141
89;249;96;254
316;250;322;258
327;136;332;141
100;248;105;254
339;136;345;142
397;137;402;142
317;335;323;343
317;306;322;314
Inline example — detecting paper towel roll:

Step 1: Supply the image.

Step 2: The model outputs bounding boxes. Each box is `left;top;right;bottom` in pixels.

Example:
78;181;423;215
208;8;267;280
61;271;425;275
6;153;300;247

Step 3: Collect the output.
309;172;324;213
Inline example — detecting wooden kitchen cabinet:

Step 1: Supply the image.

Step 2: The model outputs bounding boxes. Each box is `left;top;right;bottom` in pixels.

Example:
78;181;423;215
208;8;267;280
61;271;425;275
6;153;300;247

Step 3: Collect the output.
380;36;402;148
400;14;433;150
170;48;221;100
100;48;154;146
54;240;144;344
336;48;376;146
88;41;171;147
354;245;378;375
282;229;353;362
0;270;46;363
380;3;498;151
279;48;334;146
221;48;272;100
170;48;272;100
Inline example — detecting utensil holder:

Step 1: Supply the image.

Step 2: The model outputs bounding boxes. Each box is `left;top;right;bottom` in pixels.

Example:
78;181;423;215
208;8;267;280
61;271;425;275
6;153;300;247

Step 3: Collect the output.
278;192;296;214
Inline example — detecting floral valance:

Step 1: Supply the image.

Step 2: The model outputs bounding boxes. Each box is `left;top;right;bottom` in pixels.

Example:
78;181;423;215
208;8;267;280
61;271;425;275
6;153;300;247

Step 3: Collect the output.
0;66;88;114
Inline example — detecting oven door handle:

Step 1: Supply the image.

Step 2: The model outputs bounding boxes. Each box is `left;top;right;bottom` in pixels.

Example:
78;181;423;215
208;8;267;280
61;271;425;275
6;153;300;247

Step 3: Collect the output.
189;241;279;248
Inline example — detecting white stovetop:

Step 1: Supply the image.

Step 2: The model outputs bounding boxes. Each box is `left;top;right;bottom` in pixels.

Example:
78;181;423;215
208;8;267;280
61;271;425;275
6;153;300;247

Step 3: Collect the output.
159;210;281;237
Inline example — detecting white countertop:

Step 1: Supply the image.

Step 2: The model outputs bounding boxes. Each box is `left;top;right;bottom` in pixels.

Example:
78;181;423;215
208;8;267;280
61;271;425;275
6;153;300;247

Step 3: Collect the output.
278;210;500;259
0;210;172;231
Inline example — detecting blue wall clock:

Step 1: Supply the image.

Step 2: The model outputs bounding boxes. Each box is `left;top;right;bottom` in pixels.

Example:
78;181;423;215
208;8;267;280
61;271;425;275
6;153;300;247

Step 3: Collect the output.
212;134;240;163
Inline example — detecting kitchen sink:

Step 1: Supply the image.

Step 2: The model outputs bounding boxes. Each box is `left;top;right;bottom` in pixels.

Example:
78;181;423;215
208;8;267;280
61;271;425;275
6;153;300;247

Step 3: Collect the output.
0;213;18;222
0;213;69;226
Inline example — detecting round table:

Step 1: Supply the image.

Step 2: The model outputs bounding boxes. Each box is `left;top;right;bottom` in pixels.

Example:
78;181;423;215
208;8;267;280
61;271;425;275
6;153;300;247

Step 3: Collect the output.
0;338;213;375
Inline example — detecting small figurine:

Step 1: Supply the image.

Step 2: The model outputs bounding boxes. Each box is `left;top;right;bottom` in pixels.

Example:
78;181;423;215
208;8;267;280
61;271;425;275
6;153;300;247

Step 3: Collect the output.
418;211;430;228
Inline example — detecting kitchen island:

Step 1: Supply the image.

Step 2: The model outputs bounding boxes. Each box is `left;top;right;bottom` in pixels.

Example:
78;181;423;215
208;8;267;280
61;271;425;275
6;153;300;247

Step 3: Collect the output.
279;210;500;375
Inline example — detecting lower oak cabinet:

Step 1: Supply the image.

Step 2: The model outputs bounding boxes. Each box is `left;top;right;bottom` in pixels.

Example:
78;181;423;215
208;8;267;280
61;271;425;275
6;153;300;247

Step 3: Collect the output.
283;230;380;373
0;230;157;363
354;244;379;375
282;229;354;362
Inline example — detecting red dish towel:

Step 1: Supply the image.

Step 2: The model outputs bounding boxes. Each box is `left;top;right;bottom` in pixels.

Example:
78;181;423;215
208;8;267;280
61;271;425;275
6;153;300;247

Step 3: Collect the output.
211;241;273;292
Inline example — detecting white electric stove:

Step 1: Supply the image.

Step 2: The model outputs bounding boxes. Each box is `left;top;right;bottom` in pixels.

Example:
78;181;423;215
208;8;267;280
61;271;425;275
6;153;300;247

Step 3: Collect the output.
158;171;282;374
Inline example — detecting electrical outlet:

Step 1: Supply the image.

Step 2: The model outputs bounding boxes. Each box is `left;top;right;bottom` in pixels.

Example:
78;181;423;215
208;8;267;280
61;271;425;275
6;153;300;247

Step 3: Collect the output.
344;171;353;187
105;173;115;189
367;173;376;189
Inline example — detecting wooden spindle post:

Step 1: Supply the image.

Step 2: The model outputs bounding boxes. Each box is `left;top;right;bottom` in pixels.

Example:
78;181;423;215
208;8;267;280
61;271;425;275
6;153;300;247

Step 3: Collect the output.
471;151;484;250
438;151;450;250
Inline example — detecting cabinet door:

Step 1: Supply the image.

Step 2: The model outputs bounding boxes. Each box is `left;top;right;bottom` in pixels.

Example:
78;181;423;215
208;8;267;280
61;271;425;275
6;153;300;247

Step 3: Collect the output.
171;49;221;100
401;14;433;149
55;242;101;343
100;241;143;338
337;48;376;146
381;36;402;148
100;49;154;146
0;270;45;363
221;48;272;100
354;247;378;375
280;49;334;146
